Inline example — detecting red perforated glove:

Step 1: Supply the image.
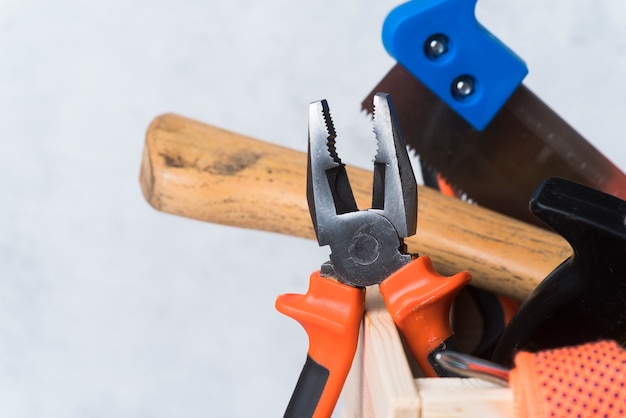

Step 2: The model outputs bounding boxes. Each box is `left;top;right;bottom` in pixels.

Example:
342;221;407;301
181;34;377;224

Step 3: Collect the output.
511;340;626;417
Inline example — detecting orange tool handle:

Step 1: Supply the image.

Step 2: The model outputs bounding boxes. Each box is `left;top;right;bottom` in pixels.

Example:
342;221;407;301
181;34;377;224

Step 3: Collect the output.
276;272;365;418
380;256;471;377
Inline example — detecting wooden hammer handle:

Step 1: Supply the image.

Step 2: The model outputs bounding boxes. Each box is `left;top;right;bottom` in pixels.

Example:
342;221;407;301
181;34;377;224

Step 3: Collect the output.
140;113;571;300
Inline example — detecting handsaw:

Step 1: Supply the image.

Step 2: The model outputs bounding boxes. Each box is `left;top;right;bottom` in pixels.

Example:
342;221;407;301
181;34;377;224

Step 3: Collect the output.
363;1;626;226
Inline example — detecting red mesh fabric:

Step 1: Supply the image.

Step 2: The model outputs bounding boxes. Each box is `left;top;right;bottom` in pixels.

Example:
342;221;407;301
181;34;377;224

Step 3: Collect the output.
510;340;626;418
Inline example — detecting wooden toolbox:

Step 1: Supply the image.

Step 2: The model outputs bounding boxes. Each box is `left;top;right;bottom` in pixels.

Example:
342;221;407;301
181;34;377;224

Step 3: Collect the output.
341;289;514;418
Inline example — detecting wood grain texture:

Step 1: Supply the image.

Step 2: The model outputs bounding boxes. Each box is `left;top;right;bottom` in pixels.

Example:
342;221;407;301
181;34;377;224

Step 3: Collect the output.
415;378;513;417
140;113;572;300
342;289;513;418
361;289;421;417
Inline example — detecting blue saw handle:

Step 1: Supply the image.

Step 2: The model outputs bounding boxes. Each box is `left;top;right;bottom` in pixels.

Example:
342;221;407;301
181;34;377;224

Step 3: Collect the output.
382;0;528;130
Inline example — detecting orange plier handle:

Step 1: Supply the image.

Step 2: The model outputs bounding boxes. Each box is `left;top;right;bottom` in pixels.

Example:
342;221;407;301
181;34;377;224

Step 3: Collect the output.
276;272;364;418
380;256;471;377
276;256;470;418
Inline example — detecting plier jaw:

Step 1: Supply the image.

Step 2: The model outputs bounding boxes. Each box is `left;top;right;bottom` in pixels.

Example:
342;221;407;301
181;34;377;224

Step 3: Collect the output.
307;93;417;287
370;92;417;238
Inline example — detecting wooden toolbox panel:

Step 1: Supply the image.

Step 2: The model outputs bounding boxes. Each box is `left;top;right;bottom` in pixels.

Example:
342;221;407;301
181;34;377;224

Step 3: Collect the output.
341;289;514;418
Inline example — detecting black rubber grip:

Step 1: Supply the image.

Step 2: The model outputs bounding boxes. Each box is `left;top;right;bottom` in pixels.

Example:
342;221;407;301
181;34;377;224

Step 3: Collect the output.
284;355;330;418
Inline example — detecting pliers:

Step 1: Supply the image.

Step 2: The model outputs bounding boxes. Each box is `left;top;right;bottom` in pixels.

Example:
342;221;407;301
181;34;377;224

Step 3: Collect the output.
276;93;471;418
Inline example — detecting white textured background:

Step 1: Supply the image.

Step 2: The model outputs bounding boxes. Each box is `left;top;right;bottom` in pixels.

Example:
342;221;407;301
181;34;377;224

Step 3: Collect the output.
1;1;626;417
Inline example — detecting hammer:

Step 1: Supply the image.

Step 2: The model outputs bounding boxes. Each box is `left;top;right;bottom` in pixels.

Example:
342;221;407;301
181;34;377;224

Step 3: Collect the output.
140;113;571;300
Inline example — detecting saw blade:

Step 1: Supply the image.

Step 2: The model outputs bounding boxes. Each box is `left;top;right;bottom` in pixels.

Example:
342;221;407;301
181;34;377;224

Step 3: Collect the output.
363;64;626;226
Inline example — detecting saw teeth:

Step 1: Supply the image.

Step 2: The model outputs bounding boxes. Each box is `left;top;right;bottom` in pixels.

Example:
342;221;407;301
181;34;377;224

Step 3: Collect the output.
420;158;476;204
460;193;475;204
442;174;476;204
406;146;423;185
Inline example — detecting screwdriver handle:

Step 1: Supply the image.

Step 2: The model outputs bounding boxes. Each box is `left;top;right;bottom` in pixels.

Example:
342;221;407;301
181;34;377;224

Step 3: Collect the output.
275;273;365;418
140;113;572;300
380;256;471;377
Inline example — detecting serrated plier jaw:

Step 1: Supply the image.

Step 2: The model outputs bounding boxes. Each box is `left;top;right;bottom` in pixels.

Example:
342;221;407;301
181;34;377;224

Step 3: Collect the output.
306;93;418;287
